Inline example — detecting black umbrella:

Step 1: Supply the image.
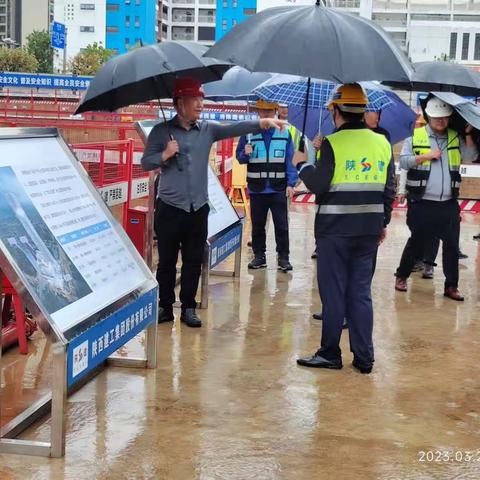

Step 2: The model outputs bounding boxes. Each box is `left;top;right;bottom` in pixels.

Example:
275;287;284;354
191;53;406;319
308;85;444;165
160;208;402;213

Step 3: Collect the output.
384;61;480;96
203;66;273;101
75;41;232;115
205;0;412;150
205;1;412;84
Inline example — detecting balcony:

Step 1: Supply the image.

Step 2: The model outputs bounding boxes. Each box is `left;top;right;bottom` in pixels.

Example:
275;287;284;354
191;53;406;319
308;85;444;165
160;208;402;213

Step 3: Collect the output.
172;31;194;40
198;15;215;23
199;0;216;5
171;0;194;4
172;14;195;22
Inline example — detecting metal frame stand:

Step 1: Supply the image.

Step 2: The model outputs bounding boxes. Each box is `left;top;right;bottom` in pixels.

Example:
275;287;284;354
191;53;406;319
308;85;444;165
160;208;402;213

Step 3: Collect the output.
0;308;157;458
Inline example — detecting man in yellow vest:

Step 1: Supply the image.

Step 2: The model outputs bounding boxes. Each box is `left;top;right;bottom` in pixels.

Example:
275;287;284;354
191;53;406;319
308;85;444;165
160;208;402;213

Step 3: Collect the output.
394;97;477;300
294;83;395;374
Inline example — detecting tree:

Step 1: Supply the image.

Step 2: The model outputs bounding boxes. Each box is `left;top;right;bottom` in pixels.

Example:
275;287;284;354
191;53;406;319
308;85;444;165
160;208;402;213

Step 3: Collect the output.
26;30;54;73
0;47;38;73
70;43;114;76
434;53;453;63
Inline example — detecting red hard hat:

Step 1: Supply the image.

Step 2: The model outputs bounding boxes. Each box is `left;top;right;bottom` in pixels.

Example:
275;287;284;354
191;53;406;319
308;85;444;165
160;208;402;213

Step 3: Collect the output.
173;77;205;99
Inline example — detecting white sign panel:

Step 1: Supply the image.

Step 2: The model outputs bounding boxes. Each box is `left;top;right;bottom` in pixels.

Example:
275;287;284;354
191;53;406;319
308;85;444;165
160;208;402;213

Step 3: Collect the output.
0;136;149;333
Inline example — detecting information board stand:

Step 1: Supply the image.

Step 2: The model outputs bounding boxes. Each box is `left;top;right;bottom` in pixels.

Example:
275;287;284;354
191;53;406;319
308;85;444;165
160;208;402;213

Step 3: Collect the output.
135;120;243;310
0;128;158;458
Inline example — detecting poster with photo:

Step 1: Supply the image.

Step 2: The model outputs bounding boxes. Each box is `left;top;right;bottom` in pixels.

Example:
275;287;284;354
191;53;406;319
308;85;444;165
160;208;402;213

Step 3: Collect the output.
0;135;151;333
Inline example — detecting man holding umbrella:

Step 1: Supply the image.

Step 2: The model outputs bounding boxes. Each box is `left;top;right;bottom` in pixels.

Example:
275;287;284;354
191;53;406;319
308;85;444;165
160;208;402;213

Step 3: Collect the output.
141;78;286;327
394;97;477;300
236;99;297;271
294;83;396;374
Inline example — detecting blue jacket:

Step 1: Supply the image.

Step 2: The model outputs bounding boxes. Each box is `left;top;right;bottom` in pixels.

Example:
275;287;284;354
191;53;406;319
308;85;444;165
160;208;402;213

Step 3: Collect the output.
236;127;297;194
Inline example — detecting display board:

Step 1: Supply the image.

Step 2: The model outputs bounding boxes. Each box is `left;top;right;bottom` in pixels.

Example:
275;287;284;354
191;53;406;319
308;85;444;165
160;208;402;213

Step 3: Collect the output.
0;129;156;337
136;120;240;239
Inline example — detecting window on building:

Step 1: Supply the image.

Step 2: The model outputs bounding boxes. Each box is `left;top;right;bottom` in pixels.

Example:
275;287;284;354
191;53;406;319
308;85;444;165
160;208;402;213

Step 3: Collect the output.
233;0;237;6
475;33;480;60
136;0;141;5
198;26;215;41
106;3;120;10
135;16;140;27
223;0;228;6
80;26;95;32
462;32;469;60
449;32;457;59
243;8;256;15
126;0;131;4
162;23;167;32
125;37;130;45
106;26;118;33
232;19;237;26
126;15;130;26
222;19;227;30
80;3;95;9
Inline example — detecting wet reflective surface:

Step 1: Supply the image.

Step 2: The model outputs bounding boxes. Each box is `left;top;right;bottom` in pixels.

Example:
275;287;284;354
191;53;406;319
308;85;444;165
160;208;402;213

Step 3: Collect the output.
2;206;480;479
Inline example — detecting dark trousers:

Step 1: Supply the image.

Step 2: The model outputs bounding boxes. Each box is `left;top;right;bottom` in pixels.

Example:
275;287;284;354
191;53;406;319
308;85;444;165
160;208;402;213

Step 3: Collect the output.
396;199;459;288
250;192;289;257
316;235;378;366
155;200;209;310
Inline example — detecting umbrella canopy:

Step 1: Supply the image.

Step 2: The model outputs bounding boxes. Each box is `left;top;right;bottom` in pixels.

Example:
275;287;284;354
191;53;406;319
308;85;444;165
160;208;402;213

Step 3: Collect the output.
286;85;416;145
203;66;273;101
384;61;480;96
205;2;412;83
76;41;231;114
420;92;480;132
253;75;394;111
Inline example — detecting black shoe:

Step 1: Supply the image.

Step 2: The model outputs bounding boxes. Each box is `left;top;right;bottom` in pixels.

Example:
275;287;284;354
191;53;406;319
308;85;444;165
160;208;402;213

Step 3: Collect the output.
311;251;317;259
297;350;342;369
352;359;373;374
248;255;267;269
458;251;468;259
158;306;174;324
312;312;323;320
247;240;252;247
474;234;480;240
180;308;202;328
278;256;293;272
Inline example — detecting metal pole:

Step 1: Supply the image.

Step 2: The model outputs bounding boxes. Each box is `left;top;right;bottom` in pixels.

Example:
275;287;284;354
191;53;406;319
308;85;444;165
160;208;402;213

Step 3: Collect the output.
199;245;210;309
145;320;157;369
50;342;67;458
62;28;67;75
233;227;242;277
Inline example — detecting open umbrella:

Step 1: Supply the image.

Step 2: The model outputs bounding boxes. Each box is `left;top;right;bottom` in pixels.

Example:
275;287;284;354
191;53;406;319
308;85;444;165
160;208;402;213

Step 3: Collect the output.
75;41;231;115
384;61;480;96
288;94;416;145
203;66;273;101
205;1;412;150
205;2;412;83
254;76;393;111
254;76;417;144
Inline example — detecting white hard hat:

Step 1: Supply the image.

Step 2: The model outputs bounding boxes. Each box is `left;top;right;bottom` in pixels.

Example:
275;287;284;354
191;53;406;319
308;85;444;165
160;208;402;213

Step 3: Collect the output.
425;97;453;118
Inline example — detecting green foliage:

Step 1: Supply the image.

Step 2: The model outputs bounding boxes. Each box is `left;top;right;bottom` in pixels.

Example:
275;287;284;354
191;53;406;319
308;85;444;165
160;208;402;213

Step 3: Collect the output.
26;30;54;73
0;47;39;73
70;42;114;76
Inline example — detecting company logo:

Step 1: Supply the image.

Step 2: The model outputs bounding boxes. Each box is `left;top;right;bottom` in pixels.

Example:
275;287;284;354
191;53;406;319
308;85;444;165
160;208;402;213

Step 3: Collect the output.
361;158;372;172
72;341;89;378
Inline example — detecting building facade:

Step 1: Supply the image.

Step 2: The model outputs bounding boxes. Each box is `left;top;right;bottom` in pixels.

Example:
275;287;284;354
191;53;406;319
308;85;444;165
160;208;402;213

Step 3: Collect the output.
53;0;107;71
215;0;256;40
160;0;216;45
106;0;161;55
19;0;54;46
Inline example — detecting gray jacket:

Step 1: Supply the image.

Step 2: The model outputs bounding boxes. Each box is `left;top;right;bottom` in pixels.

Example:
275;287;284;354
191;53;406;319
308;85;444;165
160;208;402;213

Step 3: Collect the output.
400;125;477;202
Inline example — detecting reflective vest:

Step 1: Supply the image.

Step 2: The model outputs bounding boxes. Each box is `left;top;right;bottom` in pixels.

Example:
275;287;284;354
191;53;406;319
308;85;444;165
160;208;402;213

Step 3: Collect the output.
407;127;461;200
289;125;301;151
316;128;392;236
246;129;290;193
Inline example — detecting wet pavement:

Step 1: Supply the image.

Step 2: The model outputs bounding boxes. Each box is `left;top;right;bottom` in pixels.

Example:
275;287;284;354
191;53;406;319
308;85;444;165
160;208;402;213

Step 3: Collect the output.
1;205;480;479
